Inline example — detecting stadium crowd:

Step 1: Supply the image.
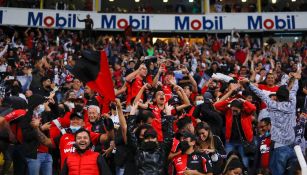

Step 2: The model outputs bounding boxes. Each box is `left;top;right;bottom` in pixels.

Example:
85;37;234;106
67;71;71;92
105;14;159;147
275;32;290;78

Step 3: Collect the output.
0;27;306;175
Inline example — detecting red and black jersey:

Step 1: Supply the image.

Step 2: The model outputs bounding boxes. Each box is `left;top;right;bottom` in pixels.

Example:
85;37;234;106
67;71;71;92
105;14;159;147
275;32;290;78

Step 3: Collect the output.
149;104;164;142
4;109;27;122
235;49;247;65
170;138;180;153
3;109;27;143
162;85;172;103
126;76;145;105
259;134;271;169
170;152;213;175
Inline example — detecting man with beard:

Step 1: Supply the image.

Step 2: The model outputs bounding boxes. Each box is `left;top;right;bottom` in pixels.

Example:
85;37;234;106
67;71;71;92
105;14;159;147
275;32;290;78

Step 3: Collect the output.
19;94;53;175
31;112;109;169
35;77;59;116
60;128;112;175
36;77;53;97
170;132;213;175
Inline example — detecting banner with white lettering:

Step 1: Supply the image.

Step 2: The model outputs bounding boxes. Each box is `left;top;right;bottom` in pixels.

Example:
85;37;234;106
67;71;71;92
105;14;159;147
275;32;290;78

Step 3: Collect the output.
0;8;306;32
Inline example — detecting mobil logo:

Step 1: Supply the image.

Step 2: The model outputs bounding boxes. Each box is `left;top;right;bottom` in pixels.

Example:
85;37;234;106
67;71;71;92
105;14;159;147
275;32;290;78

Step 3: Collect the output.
101;15;150;30
248;15;295;30
175;16;223;30
27;12;77;28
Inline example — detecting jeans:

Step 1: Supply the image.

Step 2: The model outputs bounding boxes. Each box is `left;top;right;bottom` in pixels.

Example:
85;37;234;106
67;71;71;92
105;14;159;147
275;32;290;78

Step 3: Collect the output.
116;166;125;175
225;142;249;167
269;145;296;175
26;153;53;175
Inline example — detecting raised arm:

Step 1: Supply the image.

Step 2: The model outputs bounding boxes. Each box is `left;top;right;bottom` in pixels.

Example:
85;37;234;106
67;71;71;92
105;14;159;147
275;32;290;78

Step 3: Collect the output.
24;28;30;37
115;83;127;97
0;39;9;57
249;67;258;83
184;67;197;92
133;83;150;109
215;83;240;104
174;85;191;111
125;64;144;82
241;79;271;105
37;28;42;39
12;32;17;46
242;50;251;67
77;17;85;22
289;73;300;104
126;103;139;150
152;64;164;88
115;98;127;144
30;117;54;148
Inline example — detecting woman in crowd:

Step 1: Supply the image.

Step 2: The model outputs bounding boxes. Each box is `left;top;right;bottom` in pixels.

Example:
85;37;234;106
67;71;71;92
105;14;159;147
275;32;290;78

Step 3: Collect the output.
195;122;226;175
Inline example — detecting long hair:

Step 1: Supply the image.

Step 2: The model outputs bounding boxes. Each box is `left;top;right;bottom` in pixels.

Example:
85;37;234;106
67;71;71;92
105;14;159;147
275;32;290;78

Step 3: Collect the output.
195;122;215;150
222;155;240;174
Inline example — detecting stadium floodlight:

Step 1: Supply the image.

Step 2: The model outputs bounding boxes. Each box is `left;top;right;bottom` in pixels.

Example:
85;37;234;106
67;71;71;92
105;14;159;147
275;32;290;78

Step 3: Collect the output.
163;0;168;2
272;0;277;4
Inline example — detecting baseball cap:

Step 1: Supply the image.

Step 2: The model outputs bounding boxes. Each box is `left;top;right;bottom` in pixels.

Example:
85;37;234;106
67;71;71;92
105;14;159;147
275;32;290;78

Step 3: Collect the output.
70;112;84;120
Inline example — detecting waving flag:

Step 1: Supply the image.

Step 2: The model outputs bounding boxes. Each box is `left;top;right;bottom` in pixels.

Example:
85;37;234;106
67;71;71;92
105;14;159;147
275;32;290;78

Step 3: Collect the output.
71;50;115;101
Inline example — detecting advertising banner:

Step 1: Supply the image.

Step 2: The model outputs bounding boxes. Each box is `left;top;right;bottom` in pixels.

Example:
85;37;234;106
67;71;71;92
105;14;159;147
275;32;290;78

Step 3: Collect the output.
0;8;306;32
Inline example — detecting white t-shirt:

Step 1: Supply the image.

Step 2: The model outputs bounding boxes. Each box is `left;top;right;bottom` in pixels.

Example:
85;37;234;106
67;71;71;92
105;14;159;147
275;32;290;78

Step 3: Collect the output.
110;114;120;128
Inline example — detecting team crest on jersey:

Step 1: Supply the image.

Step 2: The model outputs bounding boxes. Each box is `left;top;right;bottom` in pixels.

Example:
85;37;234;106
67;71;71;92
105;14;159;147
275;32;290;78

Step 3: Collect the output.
192;155;198;160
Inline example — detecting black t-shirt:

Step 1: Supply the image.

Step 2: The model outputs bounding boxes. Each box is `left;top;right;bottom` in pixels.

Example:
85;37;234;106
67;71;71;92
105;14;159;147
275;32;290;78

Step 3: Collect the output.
84;19;93;30
187;152;213;174
172;151;213;174
231;115;246;142
91;118;114;134
90;118;114;153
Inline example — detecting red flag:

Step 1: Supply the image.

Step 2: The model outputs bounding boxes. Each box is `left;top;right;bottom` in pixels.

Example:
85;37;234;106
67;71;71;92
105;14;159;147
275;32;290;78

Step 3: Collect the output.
71;50;115;101
87;51;115;101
